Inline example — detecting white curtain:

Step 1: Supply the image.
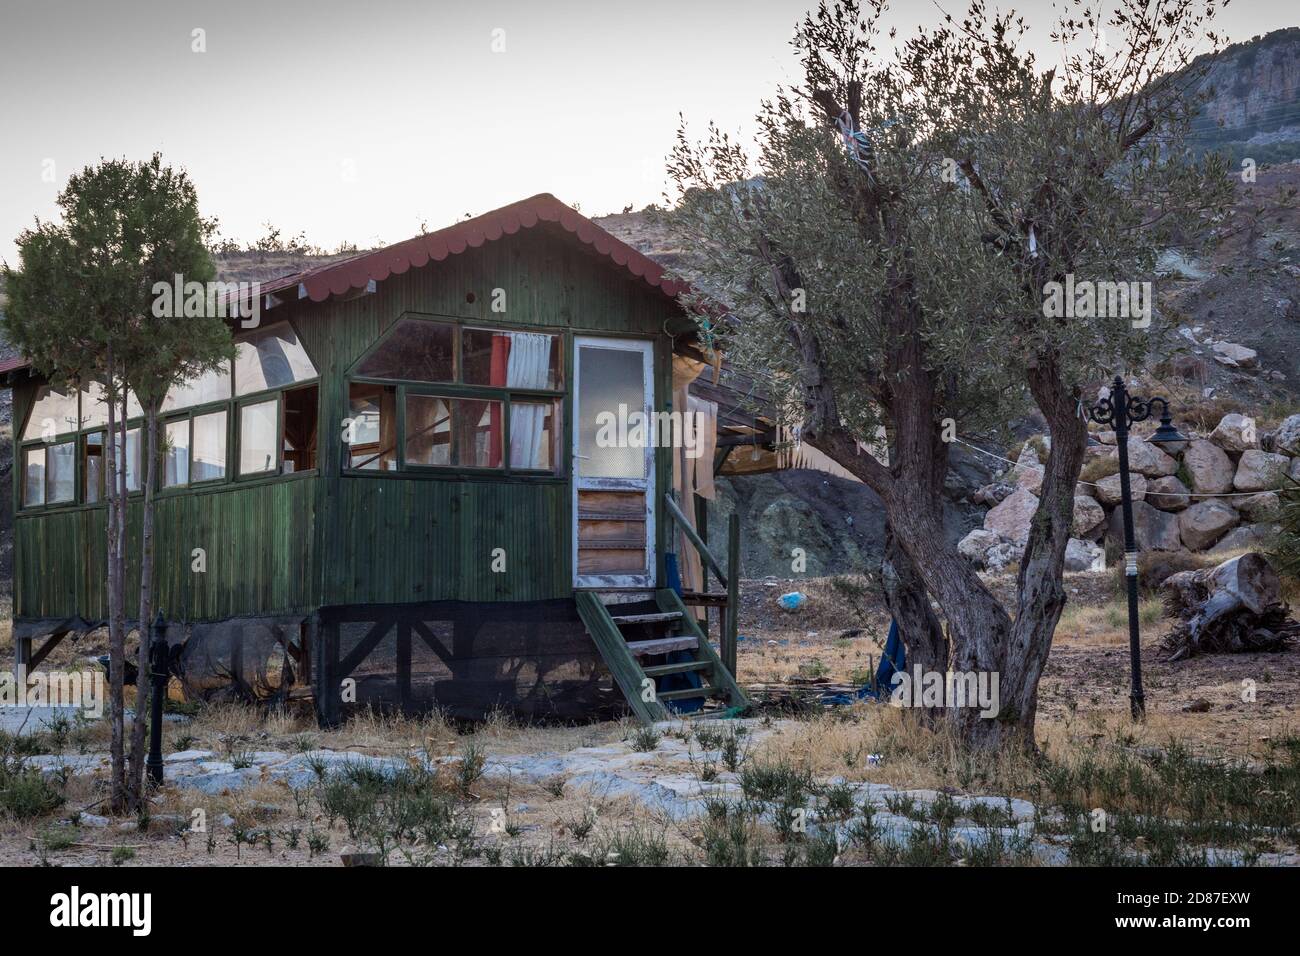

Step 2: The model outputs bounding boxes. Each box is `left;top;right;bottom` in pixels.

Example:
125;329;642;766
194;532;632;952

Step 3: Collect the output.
506;332;552;468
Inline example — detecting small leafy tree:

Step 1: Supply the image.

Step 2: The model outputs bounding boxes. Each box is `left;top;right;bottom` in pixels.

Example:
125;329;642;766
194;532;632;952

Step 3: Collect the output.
4;155;232;810
665;0;1234;747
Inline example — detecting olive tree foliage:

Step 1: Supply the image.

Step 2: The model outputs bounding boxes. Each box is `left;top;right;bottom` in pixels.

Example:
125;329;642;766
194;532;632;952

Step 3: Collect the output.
3;155;233;810
663;0;1234;747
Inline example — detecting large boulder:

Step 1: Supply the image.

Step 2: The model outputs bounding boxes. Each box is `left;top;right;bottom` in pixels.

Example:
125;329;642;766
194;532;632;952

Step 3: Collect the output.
1107;500;1183;552
1207;523;1276;556
1237;492;1280;523
1275;414;1300;456
973;481;1017;507
1233;450;1290;492
1124;437;1178;477
958;529;1003;567
1065;537;1106;572
1211;341;1258;368
1182;439;1234;496
1177;500;1240;550
1072;496;1106;536
1208;413;1259;453
1146;475;1191;511
1095;472;1147;506
983;488;1038;546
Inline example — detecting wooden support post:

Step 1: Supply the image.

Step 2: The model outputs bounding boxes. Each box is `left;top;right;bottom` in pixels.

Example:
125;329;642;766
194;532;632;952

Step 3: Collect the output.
313;617;341;729
724;513;740;678
15;633;31;681
396;620;412;715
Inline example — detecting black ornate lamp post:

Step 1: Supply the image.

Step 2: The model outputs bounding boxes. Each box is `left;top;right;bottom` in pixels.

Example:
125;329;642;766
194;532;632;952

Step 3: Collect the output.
1087;377;1187;720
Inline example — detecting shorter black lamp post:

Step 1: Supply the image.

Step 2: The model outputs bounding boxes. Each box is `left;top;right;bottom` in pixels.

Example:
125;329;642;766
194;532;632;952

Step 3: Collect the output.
146;610;168;786
1087;377;1187;720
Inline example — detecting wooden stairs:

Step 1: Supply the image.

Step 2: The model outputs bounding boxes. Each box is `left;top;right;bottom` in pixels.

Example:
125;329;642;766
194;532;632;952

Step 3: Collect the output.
576;589;750;723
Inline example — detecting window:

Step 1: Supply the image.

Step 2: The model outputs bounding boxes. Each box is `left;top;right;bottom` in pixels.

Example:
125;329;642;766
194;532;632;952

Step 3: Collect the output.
236;322;317;395
509;400;558;470
114;428;142;494
346;384;397;470
347;318;563;476
356;319;453;382
192;411;227;482
403;394;509;469
23;441;75;506
23;447;45;507
239;399;279;475
24;385;78;440
83;433;104;504
282;385;319;472
163;420;190;488
163;361;231;412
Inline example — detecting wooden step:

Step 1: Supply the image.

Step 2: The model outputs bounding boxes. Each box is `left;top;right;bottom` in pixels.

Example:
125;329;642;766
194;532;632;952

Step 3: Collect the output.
625;635;698;657
643;660;712;678
611;611;682;625
657;686;723;702
680;591;728;607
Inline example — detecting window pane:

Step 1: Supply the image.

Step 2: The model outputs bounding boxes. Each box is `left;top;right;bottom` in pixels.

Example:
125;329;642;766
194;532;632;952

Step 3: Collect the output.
164;361;232;411
356;319;453;382
46;441;75;503
347;383;396;470
239;400;278;474
235;322;317;395
84;433;104;504
510;400;558;471
453;397;503;468
282;384;318;472
404;395;453;466
192;411;227;482
578;345;645;478
463;329;561;390
163;420;190;487
24;384;79;440
111;428;143;493
23;447;46;507
80;381;142;427
80;381;108;430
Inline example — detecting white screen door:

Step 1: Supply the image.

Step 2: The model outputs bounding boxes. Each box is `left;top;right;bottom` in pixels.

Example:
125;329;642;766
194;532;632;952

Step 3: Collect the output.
572;337;655;588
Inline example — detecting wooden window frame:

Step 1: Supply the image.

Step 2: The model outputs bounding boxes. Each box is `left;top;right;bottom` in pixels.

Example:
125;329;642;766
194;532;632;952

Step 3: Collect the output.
342;313;566;480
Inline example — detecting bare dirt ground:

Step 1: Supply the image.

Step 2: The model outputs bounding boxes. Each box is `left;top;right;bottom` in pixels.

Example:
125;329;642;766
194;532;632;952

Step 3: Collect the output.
2;569;1298;867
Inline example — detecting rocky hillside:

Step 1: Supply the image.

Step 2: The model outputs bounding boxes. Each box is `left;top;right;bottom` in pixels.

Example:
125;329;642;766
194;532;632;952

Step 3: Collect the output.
1189;28;1300;167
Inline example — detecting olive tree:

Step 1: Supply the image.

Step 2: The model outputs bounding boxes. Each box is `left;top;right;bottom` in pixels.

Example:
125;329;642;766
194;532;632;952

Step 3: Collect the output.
665;0;1234;747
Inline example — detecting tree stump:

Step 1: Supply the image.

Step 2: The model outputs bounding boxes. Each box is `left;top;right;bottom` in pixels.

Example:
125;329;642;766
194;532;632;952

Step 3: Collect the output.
1159;553;1298;660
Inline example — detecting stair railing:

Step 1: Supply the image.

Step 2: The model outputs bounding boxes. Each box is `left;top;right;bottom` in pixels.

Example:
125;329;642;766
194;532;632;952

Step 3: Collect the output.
662;491;739;677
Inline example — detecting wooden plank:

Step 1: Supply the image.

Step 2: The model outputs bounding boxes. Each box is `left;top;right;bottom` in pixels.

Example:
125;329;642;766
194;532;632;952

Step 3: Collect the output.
625;635;698;657
680;591;727;607
610;611;681;625
657;686;721;702
662;493;727;587
642;660;711;677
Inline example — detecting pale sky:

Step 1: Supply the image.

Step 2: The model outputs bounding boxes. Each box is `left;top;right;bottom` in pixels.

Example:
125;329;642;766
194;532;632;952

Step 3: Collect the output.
1;0;1296;265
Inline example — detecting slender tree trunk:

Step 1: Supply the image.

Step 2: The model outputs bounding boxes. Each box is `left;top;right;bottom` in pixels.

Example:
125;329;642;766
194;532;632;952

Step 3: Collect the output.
104;351;127;813
127;404;158;810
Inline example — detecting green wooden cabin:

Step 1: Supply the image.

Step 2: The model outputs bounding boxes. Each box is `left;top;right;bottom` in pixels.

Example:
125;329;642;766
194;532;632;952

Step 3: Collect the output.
4;195;747;723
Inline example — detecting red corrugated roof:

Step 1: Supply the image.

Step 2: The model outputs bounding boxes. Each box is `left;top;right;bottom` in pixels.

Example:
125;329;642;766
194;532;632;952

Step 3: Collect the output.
0;194;695;380
256;192;690;304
